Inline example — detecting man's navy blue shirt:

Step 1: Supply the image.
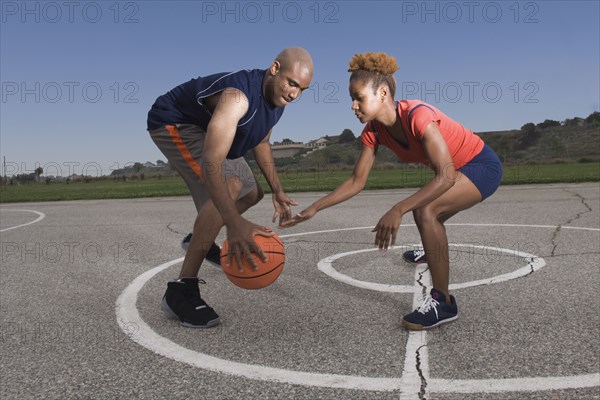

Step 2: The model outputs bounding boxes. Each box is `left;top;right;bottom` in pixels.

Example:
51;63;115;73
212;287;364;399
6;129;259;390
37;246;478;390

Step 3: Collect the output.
147;69;284;159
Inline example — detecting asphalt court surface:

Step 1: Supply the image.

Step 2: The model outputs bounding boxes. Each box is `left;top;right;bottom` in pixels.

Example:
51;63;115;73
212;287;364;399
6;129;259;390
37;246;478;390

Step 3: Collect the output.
1;183;599;399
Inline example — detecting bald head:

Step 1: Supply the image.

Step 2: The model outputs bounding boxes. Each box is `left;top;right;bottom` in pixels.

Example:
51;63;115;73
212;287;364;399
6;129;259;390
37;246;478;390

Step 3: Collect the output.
264;47;313;107
275;47;313;75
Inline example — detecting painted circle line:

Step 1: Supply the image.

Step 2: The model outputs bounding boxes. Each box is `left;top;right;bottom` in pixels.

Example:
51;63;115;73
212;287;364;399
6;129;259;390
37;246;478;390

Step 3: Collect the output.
116;224;599;393
318;244;546;293
0;209;46;232
116;257;399;391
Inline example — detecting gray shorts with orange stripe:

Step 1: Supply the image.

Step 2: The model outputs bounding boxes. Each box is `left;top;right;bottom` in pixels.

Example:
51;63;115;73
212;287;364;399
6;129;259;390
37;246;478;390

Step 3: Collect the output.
149;124;258;212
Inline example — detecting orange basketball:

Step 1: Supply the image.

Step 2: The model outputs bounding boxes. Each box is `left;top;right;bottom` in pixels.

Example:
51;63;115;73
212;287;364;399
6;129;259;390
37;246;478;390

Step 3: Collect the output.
220;233;285;290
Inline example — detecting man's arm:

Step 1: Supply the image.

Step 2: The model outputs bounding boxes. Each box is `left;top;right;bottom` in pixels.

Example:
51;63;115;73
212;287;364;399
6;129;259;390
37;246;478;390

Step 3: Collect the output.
253;130;298;224
203;88;272;269
252;130;283;194
202;88;249;226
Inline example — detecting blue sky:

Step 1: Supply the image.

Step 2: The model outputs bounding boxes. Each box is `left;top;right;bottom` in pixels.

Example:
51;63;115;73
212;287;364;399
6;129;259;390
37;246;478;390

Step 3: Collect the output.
1;0;598;177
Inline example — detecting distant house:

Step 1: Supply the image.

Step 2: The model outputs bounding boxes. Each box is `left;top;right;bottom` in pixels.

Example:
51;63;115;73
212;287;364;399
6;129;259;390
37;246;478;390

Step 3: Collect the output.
270;135;342;158
305;137;328;149
305;135;340;148
273;138;303;146
271;138;305;158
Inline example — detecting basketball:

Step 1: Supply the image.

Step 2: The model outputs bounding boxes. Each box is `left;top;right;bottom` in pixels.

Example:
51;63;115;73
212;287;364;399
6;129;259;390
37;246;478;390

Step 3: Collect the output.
220;233;285;289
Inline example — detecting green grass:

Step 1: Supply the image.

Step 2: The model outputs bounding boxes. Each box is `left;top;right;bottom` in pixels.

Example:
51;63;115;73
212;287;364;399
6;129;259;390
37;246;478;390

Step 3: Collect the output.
1;162;598;203
264;162;600;191
0;178;190;203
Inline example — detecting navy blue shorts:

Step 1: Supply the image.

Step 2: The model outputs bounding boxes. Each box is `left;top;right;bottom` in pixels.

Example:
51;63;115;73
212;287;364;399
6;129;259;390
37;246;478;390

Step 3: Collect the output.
458;144;502;201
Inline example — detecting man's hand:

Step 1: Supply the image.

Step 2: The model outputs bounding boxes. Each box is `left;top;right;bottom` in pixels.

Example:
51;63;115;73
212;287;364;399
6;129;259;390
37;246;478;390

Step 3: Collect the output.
271;192;298;226
279;206;317;228
224;218;274;272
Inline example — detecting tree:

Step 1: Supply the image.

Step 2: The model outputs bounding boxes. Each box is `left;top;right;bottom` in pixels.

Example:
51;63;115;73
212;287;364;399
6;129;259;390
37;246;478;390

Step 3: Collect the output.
339;129;356;143
536;119;561;130
520;123;536;135
585;111;600;125
563;118;584;127
518;123;540;149
34;167;43;182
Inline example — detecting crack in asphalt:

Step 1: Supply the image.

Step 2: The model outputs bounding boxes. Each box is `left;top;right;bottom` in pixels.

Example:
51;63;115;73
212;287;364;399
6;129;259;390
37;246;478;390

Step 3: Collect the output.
524;256;538;277
416;266;429;296
550;188;594;257
416;344;428;399
166;223;184;235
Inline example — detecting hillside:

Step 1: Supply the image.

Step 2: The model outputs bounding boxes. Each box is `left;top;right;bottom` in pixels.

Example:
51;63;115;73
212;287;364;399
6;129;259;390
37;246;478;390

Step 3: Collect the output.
478;125;600;164
271;123;600;171
105;118;600;179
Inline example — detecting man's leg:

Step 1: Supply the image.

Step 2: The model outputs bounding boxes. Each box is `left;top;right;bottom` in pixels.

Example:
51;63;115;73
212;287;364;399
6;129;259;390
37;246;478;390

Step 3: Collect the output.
150;125;266;327
236;179;264;214
162;180;262;328
149;124;224;327
180;181;264;277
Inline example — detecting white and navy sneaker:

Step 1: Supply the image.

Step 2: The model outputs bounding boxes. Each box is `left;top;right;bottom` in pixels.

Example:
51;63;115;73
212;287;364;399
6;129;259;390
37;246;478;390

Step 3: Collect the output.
402;249;427;265
402;288;457;330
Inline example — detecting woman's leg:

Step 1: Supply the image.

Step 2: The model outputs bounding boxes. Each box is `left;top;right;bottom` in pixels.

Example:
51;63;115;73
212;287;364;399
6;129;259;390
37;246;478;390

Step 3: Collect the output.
412;172;482;303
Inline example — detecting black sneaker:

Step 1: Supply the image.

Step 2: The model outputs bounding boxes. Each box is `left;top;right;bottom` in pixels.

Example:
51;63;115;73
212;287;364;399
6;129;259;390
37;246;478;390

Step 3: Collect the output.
402;249;427;265
402;288;457;330
161;278;220;328
181;233;221;268
181;233;193;251
204;242;222;268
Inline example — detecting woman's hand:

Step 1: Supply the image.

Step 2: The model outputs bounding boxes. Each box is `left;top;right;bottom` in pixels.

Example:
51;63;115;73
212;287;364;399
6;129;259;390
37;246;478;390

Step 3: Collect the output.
279;206;317;228
372;207;404;250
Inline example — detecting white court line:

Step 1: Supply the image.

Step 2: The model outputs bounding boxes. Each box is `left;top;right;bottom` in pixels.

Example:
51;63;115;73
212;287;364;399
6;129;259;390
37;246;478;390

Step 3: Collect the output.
317;245;419;293
429;374;600;393
0;209;45;232
115;257;402;391
399;264;432;399
445;223;599;232
279;223;600;239
117;224;599;395
317;244;546;293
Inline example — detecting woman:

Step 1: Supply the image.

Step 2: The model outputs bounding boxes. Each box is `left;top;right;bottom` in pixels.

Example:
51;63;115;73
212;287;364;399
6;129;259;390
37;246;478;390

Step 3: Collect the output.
282;52;502;330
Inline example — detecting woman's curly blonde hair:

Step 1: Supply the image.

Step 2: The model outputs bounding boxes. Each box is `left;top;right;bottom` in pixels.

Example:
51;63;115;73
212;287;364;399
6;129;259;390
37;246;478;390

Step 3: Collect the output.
348;52;399;97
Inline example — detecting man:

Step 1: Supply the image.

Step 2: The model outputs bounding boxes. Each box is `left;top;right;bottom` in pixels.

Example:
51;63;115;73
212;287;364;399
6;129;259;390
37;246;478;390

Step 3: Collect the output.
147;47;313;328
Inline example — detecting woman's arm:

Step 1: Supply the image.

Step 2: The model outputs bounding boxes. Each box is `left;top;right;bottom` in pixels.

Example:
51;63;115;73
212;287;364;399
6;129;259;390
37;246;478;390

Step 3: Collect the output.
372;121;456;248
392;121;456;214
280;144;376;226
